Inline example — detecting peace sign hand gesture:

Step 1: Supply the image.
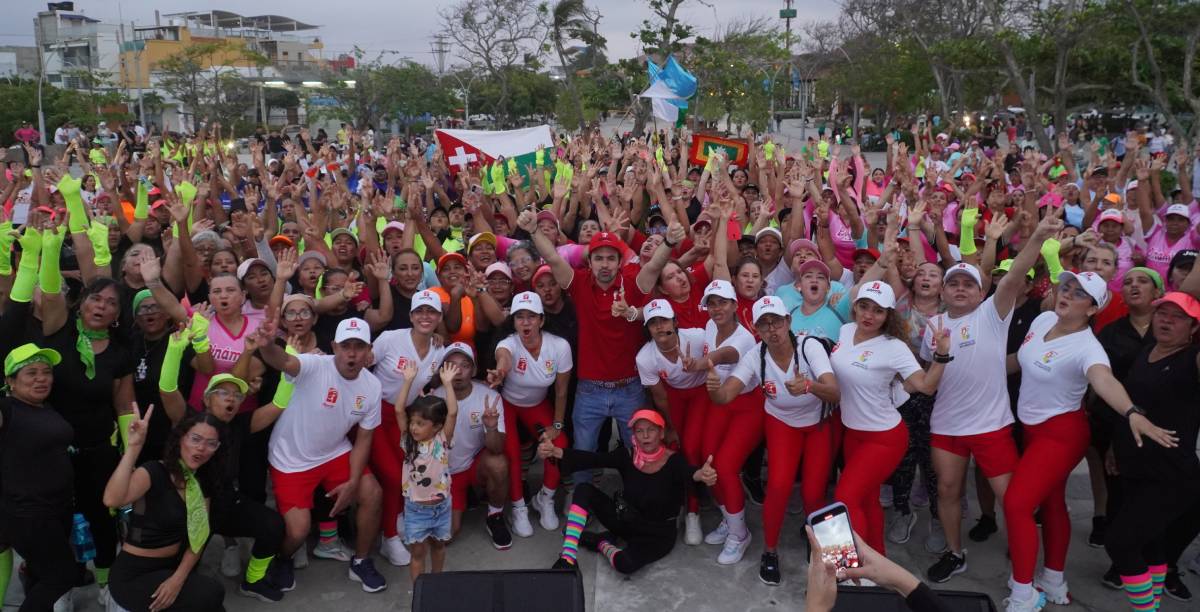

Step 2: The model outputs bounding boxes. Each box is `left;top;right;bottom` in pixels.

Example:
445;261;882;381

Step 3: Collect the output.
933;315;951;356
125;402;155;451
482;395;501;430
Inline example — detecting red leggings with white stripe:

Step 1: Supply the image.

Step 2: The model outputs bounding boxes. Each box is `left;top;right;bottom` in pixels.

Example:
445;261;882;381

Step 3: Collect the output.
665;385;710;513
370;401;405;538
834;422;909;555
763;415;835;549
702;389;765;514
502;397;567;502
1004;410;1090;584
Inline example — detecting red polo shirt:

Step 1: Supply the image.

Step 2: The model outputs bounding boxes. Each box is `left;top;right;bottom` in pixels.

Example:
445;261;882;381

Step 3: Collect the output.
667;265;711;330
570;265;649;381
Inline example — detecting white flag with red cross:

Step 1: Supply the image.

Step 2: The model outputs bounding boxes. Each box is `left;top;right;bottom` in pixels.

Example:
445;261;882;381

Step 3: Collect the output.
434;125;555;177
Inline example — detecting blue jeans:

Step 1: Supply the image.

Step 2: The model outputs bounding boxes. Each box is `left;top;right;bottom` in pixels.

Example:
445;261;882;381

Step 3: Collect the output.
572;379;645;486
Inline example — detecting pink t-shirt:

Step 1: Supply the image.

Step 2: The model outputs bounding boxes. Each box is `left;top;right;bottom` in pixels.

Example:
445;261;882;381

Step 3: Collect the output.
403;430;451;503
189;312;265;413
1103;237;1138;293
1143;221;1200;278
496;235;585;269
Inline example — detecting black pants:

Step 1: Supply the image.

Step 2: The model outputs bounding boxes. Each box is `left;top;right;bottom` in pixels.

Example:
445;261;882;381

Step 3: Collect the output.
210;496;284;560
1105;477;1200;576
571;483;674;575
73;445;120;570
235;414;271;504
109;551;225;612
0;512;80;611
889;393;938;518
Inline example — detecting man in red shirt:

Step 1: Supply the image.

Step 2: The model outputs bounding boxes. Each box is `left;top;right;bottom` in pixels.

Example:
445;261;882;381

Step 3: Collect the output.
521;210;667;486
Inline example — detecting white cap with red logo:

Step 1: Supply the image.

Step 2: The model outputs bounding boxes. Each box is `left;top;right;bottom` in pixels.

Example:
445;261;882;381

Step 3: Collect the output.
752;295;788;324
334;317;371;344
642;298;675;325
510;291;543;315
1058;271;1109;307
856;281;897;309
442;342;475;363
701;280;736;308
410;289;443;313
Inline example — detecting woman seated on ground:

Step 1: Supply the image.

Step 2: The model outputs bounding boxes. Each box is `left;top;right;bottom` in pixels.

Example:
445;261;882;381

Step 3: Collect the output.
545;409;717;574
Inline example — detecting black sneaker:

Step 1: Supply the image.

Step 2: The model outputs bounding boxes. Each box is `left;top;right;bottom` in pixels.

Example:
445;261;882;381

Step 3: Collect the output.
742;473;766;505
239;578;285;603
1165;570;1193;601
348;557;387;593
1101;566;1122;590
269;559;295;592
926;550;967;583
967;515;998;543
1087;516;1106;548
551;558;578;571
578;530;610;552
759;551;781;586
486;512;513;550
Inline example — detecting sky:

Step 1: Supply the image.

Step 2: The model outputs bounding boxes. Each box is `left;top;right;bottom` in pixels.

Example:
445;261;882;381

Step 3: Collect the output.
0;0;838;66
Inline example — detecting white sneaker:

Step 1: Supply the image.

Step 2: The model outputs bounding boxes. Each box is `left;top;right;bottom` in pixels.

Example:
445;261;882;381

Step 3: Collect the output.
221;544;241;578
313;539;354;562
717;532;752;565
786;484;805;516
685;513;703;546
292;544;309;569
510;505;535;538
704;519;730;545
1003;591;1047;612
380;535;412;567
533;489;559;531
96;585;109;609
1034;572;1071;605
53;590;73;612
880;484;894;509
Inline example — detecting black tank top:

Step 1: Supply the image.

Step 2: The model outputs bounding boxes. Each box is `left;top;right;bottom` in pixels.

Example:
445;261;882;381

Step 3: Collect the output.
125;461;187;548
0;398;74;517
1117;343;1200;481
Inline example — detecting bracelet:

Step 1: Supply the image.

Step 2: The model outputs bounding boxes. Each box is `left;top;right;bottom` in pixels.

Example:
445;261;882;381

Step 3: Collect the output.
1123;405;1145;419
624;306;639;323
802;379;812;394
553;421;564;431
932;352;953;364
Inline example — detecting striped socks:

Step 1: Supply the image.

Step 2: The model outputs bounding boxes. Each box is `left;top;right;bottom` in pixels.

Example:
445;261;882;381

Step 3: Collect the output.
245;555;273;584
598;539;621;569
1149;564;1167;609
559;505;588;565
1121;572;1155;611
318;521;338;546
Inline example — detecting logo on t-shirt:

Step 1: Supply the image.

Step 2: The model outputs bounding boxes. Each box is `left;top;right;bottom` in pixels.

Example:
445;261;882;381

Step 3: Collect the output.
469;410;483;428
544;360;555;375
395;357;409;371
353;395;366;414
658;369;669;381
1022;331;1035;346
852;350;872;369
763;380;778;399
702;343;710;355
323;387;339;407
958;324;975;348
1034;350;1058;372
516;357;528;373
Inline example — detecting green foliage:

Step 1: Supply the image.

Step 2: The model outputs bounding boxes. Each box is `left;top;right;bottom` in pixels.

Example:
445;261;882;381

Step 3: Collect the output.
308;53;455;134
474;68;558;121
0;79;129;146
688;25;790;131
155;41;267;132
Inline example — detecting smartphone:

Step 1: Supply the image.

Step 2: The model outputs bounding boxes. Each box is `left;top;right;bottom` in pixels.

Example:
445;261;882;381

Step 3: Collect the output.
807;502;861;571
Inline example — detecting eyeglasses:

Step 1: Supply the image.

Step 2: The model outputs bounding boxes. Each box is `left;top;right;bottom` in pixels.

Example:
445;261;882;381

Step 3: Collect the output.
283;309;313;321
209;388;245;403
486;277;512;286
755;317;788;331
1061;286;1093;302
136;303;161;316
186;432;221;451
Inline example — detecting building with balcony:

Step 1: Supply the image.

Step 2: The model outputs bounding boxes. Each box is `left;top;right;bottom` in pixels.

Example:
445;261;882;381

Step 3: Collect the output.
33;8;121;90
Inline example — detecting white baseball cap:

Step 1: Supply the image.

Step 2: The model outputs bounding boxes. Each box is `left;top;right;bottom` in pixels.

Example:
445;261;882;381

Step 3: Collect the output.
642;298;675;325
1098;209;1125;225
484;261;513;280
1058;271;1109;307
943;262;982;286
510;291;543;315
442;341;475;363
236;258;271;280
410;289;443;313
701;279;736;308
751;295;788;325
856;281;896;309
334;317;371;344
1166;204;1191;219
755;227;783;244
382;220;406;235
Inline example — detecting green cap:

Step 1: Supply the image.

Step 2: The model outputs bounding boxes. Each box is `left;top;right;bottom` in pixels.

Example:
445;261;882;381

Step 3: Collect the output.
993;259;1035;279
4;343;62;376
205;373;249;395
329;227;358;244
131;289;154;316
1126;266;1164;290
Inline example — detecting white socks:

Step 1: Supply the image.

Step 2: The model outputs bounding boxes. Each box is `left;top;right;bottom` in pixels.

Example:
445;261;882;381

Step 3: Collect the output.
1011;579;1035;601
488;504;504;516
1041;568;1065;585
723;508;749;540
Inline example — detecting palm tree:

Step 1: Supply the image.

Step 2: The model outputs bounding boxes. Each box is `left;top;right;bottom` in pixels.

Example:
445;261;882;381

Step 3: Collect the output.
546;0;606;129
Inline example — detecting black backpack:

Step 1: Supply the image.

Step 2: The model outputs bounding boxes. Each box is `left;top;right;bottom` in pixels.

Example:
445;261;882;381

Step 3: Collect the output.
759;334;838;421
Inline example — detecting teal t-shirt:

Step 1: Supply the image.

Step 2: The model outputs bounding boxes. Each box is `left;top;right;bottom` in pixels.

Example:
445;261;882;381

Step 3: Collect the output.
773;280;851;339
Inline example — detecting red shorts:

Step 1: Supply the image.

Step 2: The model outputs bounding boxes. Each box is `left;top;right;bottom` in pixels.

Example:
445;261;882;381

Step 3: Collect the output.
450;454;485;512
269;452;372;515
931;427;1019;478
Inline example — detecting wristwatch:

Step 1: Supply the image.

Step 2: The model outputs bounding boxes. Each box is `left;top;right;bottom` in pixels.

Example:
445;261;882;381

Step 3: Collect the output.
553;421;564;431
1123;405;1146;419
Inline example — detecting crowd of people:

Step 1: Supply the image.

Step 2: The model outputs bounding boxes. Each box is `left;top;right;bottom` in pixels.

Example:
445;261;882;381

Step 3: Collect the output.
0;114;1198;612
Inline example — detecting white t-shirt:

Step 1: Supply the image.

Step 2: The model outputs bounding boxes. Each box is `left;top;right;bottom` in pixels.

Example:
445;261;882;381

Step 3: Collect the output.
496;332;573;407
635;328;707;390
703;319;758;387
731;339;832;428
1016;312;1110;426
830;323;921;432
372;329;444;406
920;296;1016;436
435;382;506;474
764;260;794;296
268;354;382;473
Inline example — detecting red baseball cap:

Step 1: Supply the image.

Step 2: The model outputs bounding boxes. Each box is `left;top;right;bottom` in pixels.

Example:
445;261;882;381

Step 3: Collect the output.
853;248;880;262
531;264;554;286
1153;292;1200;321
588;231;626;255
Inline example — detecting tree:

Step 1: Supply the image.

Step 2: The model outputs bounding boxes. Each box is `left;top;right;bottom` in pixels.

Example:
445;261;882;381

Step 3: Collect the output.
1125;0;1200;148
439;0;549;128
689;20;790;133
543;0;606;130
155;41;267;132
263;88;300;125
475;67;557;122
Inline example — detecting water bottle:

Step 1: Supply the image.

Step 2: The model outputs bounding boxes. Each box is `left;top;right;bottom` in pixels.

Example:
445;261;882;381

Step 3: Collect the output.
71;513;96;563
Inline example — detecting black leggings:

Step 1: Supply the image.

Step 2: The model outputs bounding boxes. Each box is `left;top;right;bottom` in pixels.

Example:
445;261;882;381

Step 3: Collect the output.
0;512;80;611
210;496;284;560
73;445;120;571
889;393;938;518
235;414;271;504
572;483;675;575
109;551;225;612
1105;477;1200;575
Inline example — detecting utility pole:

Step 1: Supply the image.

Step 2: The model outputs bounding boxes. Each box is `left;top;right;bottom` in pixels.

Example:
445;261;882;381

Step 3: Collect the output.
34;15;47;145
430;35;450;76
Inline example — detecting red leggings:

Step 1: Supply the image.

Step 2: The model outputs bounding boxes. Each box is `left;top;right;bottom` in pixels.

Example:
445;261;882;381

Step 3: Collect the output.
369;401;405;538
1003;410;1090;584
502;397;567;502
834;422;909;555
666;385;709;513
702;389;765;514
763;415;835;549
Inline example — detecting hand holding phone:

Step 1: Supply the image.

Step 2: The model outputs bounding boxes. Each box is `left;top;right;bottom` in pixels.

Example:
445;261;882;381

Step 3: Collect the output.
806;502;861;572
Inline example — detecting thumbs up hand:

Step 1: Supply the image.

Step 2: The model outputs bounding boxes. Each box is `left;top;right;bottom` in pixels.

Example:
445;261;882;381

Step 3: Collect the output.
784;362;811;396
704;364;721;393
693;455;718;486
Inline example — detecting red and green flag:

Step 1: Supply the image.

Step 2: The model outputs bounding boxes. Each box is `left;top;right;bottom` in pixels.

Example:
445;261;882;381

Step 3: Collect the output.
689;134;749;168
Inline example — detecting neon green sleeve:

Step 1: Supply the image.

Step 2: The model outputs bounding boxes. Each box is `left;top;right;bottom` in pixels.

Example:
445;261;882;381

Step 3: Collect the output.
11;229;41;303
134;180;149;220
479;165;492;195
190;311;211;354
38;229;65;295
117;413;136;450
958;207;979;256
88;218;112;267
1041;238;1065;283
535;148;545;167
57;174;88;234
158;334;189;393
271;346;301;408
0;221;15;276
489;163;506;195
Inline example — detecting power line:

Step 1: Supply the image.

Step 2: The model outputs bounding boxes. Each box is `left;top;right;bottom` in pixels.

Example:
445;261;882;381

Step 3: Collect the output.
430;35;450;76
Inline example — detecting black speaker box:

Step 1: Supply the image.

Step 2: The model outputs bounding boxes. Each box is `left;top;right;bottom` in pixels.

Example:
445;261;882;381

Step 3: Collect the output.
413;569;585;612
833;585;998;612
